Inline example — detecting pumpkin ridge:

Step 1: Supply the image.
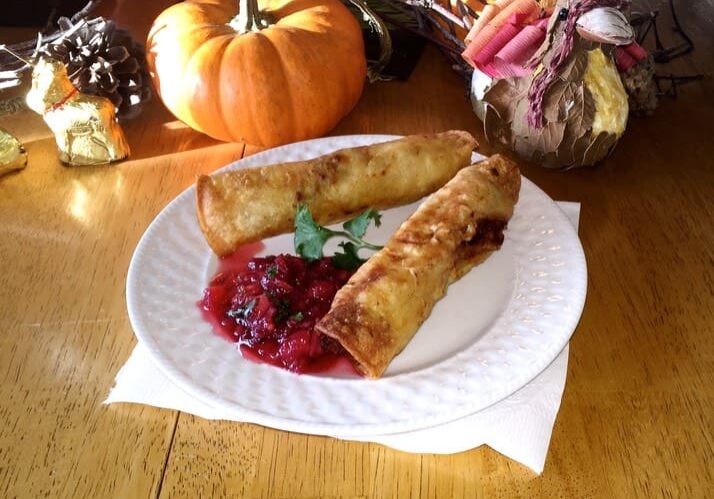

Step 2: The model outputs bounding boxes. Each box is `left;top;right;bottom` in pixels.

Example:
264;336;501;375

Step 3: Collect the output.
187;33;235;138
242;30;296;145
270;4;333;31
166;21;233;131
262;0;325;19
263;32;299;145
265;27;330;141
215;38;238;143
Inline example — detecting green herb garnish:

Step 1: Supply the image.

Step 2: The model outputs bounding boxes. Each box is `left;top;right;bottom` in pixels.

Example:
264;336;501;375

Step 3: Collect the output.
331;241;363;270
266;265;278;279
290;311;304;322
293;203;383;270
343;208;382;239
273;298;292;324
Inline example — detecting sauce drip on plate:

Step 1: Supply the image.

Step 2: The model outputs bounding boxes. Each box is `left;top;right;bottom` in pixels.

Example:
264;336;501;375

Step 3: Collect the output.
199;249;361;377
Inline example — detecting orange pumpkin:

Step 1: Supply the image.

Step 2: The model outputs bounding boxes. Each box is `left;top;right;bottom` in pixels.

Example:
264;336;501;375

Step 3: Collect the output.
146;0;367;146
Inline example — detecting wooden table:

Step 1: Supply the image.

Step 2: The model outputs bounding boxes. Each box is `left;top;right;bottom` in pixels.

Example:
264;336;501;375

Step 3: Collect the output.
1;2;712;497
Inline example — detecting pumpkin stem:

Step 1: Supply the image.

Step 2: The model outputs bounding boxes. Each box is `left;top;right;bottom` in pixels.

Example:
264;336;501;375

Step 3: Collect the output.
230;0;273;34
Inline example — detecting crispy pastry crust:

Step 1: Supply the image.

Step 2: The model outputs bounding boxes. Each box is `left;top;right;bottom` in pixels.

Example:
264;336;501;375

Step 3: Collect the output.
316;155;520;378
196;131;477;256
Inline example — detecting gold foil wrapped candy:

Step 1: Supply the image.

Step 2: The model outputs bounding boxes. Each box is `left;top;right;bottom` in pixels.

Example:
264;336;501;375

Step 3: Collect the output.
0;127;27;176
25;58;129;166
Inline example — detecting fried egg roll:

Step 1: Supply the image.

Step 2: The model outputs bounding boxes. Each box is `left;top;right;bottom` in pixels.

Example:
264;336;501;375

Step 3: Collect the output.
316;155;520;378
196;131;477;256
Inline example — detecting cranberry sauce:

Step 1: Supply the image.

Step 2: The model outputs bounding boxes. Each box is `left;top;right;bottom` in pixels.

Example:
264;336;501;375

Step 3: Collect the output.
199;252;360;376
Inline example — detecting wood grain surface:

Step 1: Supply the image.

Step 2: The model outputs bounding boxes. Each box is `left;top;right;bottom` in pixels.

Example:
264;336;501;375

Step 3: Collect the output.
1;1;712;497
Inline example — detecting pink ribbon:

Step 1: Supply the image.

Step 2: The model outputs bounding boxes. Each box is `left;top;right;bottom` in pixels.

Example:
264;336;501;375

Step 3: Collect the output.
468;14;548;79
473;15;527;69
489;19;548;77
614;42;647;72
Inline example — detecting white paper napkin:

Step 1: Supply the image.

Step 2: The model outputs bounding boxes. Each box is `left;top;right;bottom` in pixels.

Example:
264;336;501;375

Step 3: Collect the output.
106;202;581;474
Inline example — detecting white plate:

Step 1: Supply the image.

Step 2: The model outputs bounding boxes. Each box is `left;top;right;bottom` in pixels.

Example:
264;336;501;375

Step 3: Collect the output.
126;135;587;437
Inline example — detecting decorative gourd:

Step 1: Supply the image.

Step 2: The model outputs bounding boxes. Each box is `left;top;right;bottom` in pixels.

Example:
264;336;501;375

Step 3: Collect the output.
146;0;366;146
467;1;635;169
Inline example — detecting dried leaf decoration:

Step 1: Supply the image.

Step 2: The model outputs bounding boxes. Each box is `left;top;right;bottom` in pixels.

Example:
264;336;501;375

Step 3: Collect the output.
476;4;629;169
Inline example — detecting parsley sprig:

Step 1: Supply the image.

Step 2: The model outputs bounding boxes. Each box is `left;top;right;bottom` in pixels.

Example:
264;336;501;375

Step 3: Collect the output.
294;203;383;270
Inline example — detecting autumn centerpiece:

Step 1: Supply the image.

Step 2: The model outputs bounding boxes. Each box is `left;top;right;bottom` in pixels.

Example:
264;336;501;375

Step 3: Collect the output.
146;0;367;147
468;0;638;168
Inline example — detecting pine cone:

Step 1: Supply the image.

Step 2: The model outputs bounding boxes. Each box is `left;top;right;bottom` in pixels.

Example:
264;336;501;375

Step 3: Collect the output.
42;17;151;120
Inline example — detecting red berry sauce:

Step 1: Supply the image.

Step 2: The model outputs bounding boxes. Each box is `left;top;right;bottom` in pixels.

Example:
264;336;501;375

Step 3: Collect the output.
199;247;361;377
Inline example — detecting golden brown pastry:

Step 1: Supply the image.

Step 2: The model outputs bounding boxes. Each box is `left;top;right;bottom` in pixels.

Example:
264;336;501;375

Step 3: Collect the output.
316;155;520;378
196;131;477;256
